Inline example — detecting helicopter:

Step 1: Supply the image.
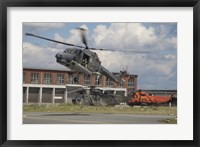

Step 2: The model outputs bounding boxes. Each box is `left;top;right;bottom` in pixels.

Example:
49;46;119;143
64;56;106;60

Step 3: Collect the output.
127;89;176;106
25;28;143;84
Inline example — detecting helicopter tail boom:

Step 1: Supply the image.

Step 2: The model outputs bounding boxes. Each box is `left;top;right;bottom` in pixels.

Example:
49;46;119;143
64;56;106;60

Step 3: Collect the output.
100;67;119;83
115;73;125;83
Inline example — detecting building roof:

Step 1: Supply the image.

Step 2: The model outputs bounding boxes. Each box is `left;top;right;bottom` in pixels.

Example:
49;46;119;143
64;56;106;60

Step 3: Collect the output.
23;67;70;72
23;67;137;76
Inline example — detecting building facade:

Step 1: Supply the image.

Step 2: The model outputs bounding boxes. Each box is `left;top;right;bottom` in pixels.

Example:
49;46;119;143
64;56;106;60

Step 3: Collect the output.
23;68;138;92
23;68;138;104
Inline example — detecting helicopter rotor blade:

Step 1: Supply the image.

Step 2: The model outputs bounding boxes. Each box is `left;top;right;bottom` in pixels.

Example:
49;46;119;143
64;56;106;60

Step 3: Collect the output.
25;33;85;48
89;47;149;53
76;28;88;49
25;32;149;53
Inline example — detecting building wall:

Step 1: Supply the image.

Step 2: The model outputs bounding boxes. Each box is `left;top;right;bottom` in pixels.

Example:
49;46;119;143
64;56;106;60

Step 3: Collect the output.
23;68;138;92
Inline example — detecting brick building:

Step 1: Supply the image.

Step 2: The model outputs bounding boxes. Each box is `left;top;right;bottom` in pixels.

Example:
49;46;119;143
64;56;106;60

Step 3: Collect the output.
23;68;138;104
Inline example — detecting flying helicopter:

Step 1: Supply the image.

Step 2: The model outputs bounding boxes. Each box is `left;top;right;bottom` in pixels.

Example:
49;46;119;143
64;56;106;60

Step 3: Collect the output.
25;28;145;84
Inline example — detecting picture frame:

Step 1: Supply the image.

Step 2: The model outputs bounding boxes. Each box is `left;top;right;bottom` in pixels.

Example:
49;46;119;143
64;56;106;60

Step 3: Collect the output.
0;0;199;146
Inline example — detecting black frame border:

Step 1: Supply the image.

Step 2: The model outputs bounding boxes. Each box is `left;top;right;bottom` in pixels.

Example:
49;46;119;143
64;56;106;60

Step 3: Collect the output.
0;0;199;147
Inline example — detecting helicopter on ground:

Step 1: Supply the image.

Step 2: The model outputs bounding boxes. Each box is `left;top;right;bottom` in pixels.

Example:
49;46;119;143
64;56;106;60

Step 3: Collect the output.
127;90;176;106
25;28;142;84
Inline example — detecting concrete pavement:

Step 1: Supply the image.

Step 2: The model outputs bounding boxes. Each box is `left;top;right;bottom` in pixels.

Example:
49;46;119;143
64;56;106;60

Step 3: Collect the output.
23;112;176;124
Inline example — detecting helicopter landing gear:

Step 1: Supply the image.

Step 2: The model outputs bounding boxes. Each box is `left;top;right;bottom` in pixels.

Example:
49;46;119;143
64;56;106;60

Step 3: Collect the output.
72;93;91;105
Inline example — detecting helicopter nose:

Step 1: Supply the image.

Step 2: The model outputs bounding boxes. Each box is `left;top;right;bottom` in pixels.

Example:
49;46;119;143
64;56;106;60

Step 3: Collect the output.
55;53;62;58
62;53;75;62
55;53;64;64
55;52;75;64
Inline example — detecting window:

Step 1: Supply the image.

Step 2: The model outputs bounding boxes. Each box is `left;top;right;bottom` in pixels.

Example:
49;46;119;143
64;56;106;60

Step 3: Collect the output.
64;49;69;53
128;79;134;87
118;80;124;87
106;78;113;86
84;75;90;85
31;73;39;83
95;75;102;85
70;49;76;53
57;74;64;84
44;74;51;84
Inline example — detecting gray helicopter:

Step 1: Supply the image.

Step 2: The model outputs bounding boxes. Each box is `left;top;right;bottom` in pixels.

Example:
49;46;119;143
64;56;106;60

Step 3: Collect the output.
25;28;141;84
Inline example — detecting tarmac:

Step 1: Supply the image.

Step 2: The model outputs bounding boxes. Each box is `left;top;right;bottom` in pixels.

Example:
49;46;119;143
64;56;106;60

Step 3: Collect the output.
23;112;175;124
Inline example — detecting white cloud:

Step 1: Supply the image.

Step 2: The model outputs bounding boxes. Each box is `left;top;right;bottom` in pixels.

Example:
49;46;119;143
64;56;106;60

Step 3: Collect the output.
166;37;177;49
93;23;158;50
96;51;176;75
54;24;89;49
23;42;67;70
94;49;177;89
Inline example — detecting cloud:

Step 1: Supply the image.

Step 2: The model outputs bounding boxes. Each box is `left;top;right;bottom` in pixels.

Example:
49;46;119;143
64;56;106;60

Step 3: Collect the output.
23;42;67;70
96;50;176;74
92;23;158;50
53;24;89;49
93;48;177;89
166;37;177;49
90;23;177;89
94;53;176;90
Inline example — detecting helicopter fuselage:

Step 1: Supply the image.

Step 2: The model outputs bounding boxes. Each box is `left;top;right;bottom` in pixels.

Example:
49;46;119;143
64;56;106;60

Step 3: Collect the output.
55;48;119;83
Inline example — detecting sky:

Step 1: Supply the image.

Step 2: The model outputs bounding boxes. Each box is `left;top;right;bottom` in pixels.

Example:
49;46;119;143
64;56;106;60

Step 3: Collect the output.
23;22;177;90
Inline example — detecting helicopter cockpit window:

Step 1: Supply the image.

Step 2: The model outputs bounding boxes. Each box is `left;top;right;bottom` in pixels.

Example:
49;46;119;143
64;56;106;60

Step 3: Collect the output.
75;50;81;54
64;49;76;53
64;49;69;53
69;49;77;53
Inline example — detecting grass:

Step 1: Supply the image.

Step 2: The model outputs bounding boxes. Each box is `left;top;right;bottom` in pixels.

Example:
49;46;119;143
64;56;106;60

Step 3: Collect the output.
23;104;177;116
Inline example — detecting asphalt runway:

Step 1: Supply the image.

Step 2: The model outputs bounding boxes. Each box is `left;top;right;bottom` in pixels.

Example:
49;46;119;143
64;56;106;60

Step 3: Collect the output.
23;112;175;124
